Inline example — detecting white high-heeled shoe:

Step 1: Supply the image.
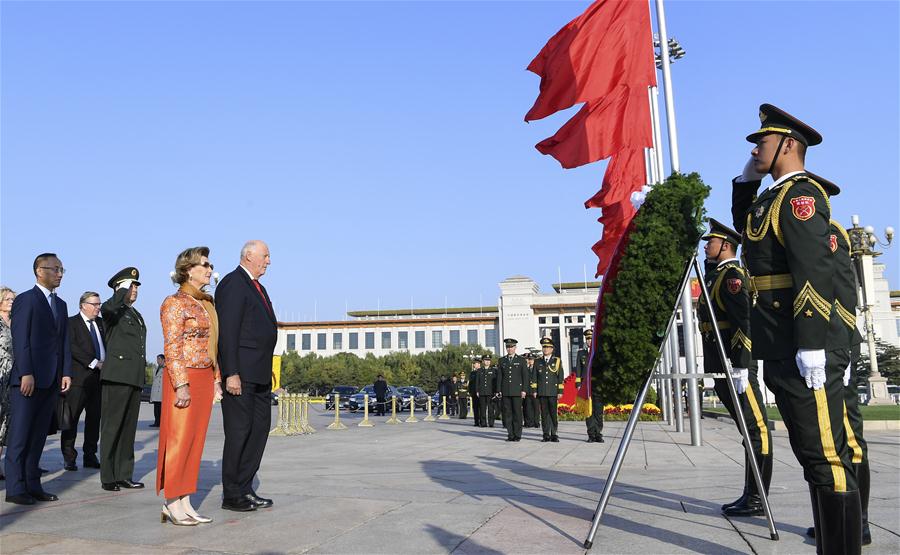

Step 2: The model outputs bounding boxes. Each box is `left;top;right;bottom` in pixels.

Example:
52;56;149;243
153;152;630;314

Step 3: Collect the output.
161;504;199;526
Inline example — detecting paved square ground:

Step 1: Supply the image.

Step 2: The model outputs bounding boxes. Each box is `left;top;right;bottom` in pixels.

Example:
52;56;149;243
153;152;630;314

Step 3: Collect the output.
2;403;898;554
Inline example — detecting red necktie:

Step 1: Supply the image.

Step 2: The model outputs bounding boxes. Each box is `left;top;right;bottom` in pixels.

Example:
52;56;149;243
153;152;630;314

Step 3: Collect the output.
253;280;272;315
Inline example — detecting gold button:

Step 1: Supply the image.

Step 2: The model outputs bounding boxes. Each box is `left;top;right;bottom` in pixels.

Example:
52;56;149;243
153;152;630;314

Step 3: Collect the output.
773;301;781;309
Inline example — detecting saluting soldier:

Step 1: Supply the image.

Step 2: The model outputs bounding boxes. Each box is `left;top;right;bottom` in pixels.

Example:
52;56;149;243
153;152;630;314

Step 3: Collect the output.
534;337;564;442
456;370;469;420
475;354;498;427
579;329;604;443
469;360;480;426
698;219;772;516
99;267;147;491
523;352;540;428
498;338;528;442
733;104;860;553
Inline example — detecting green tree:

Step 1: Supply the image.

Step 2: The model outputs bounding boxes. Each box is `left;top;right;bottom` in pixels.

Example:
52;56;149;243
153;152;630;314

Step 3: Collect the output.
856;339;900;385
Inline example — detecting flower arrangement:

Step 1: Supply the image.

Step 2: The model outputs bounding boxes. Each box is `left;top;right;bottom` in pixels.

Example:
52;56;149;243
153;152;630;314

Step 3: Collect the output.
556;402;661;421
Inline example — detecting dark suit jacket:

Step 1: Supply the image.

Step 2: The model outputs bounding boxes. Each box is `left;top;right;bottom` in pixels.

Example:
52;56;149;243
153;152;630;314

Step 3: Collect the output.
10;285;71;389
67;314;106;388
216;266;277;385
100;288;147;387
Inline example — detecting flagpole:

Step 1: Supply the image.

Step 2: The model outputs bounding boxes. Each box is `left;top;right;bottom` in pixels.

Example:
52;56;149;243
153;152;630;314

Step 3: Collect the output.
655;0;680;172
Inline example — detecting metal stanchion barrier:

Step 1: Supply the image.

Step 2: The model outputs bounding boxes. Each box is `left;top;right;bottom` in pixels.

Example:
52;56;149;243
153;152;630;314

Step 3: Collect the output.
438;396;450;420
358;393;374;427
469;397;473;418
405;396;418;423
269;391;287;436
326;393;348;430
302;394;316;434
287;394;301;435
424;396;436;421
386;396;401;424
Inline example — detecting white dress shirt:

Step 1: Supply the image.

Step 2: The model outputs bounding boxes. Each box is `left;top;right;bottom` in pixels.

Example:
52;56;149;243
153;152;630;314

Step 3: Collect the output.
80;312;106;369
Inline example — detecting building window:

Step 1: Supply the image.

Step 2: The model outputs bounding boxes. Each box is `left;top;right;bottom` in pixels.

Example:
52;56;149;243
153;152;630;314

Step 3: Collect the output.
333;333;343;350
578;315;585;323
398;331;408;349
301;333;311;350
382;331;391;349
415;330;425;349
449;329;460;346
485;328;498;352
349;332;358;350
564;316;573;324
432;330;443;348
365;332;375;349
317;333;326;350
467;329;478;346
286;333;296;352
551;316;559;324
539;317;547;324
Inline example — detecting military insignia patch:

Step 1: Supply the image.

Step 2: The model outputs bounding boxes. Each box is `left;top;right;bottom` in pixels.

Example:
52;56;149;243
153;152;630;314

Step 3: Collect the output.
830;234;838;253
727;278;742;294
755;205;765;218
790;196;816;221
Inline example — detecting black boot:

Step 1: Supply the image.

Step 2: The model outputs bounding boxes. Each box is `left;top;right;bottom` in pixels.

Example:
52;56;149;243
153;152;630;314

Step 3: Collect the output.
809;485;822;553
856;461;871;546
722;452;751;511
816;487;862;555
723;454;771;517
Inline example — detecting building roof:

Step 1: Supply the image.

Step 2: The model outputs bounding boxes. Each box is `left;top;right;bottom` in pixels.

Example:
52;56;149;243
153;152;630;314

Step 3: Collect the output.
347;306;498;318
551;281;601;292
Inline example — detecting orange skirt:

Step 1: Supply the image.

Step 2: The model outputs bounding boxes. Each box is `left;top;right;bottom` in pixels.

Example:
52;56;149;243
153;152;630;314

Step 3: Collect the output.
156;367;214;498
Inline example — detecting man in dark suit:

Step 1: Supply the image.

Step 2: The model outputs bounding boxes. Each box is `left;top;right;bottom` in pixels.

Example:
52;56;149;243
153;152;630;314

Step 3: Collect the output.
99;267;147;491
6;253;72;505
61;291;106;471
217;240;277;512
373;375;388;416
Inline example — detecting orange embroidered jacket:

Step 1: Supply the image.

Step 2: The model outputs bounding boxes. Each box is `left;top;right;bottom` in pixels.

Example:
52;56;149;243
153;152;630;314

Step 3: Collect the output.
160;291;220;388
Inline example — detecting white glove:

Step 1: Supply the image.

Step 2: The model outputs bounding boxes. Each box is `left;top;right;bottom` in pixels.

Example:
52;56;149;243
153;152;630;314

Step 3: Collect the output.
842;362;852;387
117;279;134;291
796;349;827;390
730;367;749;394
736;157;766;183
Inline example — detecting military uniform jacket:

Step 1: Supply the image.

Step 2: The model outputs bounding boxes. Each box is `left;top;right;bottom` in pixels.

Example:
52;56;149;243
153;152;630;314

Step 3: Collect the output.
534;356;564;396
100;288;147;387
697;258;753;373
497;354;528;396
828;221;863;350
735;172;835;359
474;366;497;396
574;348;588;383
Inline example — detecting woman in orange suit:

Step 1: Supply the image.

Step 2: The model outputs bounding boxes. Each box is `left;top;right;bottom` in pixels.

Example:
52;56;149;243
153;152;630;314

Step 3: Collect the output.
157;246;222;525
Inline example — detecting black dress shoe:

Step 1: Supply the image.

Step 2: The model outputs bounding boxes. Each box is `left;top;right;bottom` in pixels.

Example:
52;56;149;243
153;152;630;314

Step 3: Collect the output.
64;462;78;471
550;436;560;442
587;437;596;443
806;526;815;538
245;493;273;508
83;458;100;469
5;493;36;505
721;492;748;511
723;495;763;517
30;491;59;502
222;497;256;512
541;437;550;442
597;436;605;443
102;482;121;491
505;438;515;442
116;479;145;489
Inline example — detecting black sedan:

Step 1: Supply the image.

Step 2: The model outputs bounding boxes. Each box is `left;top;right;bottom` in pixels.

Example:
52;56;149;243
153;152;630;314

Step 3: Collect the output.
398;386;429;411
348;385;401;413
324;386;358;410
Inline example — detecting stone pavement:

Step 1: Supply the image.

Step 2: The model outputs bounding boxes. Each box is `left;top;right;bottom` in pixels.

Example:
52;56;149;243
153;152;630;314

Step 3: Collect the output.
1;403;898;554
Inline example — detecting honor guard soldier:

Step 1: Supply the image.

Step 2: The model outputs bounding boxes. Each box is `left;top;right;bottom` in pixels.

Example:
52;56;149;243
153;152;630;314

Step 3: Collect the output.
698;219;772;516
534;337;563;442
733;104;860;554
475;354;498;427
457;370;470;420
523;352;540;428
579;329;604;443
469;360;481;426
498;339;528;442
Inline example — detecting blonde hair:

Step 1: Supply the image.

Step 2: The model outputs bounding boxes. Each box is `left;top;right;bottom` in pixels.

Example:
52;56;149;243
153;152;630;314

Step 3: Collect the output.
0;286;16;303
172;246;210;285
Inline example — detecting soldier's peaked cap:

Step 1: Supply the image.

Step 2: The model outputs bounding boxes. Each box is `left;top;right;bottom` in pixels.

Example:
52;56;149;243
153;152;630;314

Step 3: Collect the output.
503;338;518;346
805;172;840;197
702;218;741;246
481;353;492;360
108;267;141;289
540;337;554;347
746;103;822;146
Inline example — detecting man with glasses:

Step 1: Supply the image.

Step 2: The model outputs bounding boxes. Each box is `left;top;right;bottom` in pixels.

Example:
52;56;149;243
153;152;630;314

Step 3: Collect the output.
99;267;147;492
6;253;72;505
61;291;106;471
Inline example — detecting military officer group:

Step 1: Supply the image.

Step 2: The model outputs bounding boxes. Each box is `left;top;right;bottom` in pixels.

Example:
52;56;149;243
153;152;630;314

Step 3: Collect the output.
1;103;875;554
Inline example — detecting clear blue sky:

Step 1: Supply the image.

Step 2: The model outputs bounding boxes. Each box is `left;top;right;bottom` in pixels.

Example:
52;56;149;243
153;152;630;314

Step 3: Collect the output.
2;1;898;358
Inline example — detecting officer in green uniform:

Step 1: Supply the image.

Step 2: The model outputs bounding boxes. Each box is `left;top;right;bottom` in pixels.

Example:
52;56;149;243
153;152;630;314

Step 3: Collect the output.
469;360;481;426
733;104;860;554
523;352;540;428
578;329;605;443
99;267;147;491
475;354;497;427
802;174;871;546
498;338;528;442
697;219;772;516
534;337;564;442
457;370;470;420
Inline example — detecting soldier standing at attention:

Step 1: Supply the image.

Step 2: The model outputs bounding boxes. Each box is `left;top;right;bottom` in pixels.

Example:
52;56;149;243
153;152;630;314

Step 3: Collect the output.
734;104;860;554
578;329;604;443
498;339;527;442
698;219;771;516
534;337;563;442
523;352;540;428
475;354;497;428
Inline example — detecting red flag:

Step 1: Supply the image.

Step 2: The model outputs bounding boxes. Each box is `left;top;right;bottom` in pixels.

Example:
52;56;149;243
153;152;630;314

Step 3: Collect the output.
525;0;656;122
535;85;651;169
559;374;578;408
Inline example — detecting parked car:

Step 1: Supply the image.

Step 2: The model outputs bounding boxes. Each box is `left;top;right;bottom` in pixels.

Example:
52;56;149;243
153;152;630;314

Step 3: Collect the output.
348;385;401;413
397;386;429;410
325;386;358;410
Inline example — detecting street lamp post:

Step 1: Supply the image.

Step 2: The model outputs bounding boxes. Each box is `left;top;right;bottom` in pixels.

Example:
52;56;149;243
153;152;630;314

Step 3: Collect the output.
847;215;894;405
